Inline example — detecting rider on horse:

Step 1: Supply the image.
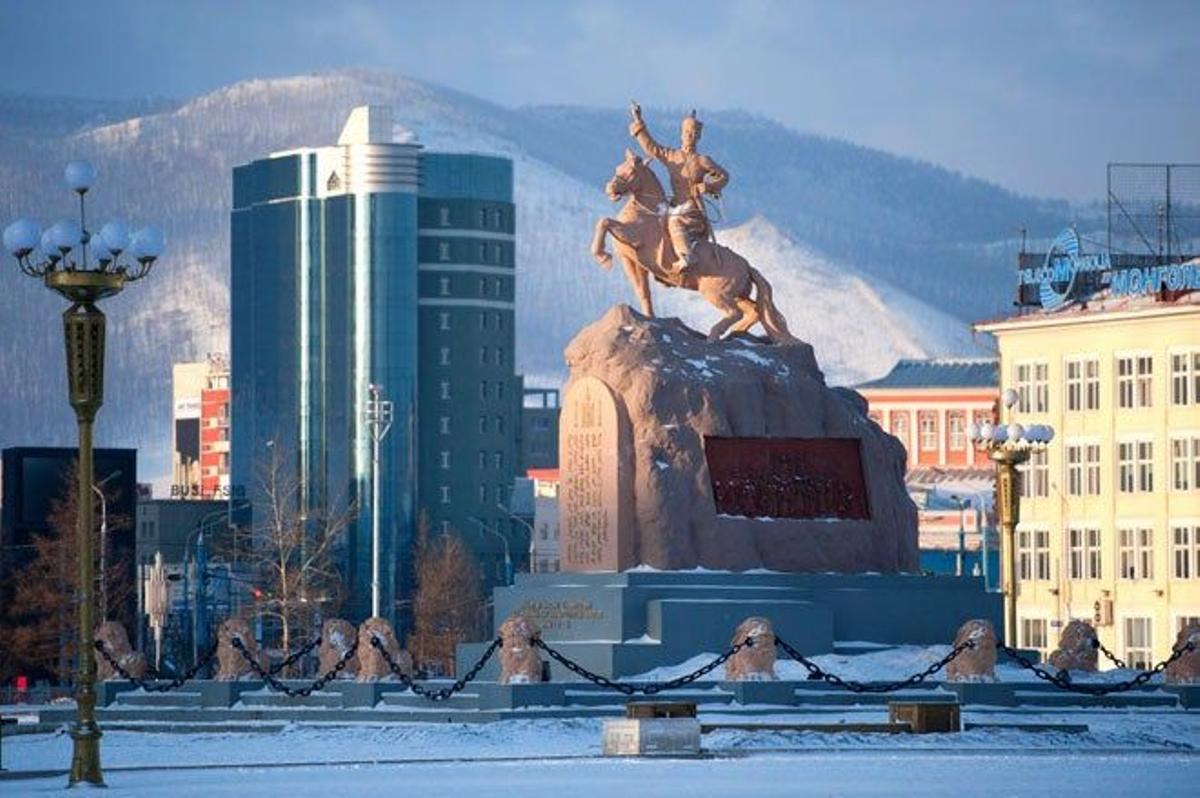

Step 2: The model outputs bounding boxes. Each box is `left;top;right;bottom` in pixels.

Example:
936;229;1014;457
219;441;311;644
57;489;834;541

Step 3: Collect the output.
629;102;728;280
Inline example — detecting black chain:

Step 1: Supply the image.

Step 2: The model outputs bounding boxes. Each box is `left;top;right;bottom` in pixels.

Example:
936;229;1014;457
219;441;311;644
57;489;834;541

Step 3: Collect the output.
267;636;323;676
998;641;1195;696
774;636;976;693
231;636;357;697
531;635;757;696
371;635;502;701
95;640;218;692
1093;637;1128;670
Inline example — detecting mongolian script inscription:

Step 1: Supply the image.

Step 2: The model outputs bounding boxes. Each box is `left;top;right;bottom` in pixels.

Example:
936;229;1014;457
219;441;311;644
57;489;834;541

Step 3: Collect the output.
559;376;631;571
516;599;606;632
705;437;870;520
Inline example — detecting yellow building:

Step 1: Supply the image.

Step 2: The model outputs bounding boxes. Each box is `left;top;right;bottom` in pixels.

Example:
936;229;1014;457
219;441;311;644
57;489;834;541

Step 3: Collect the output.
976;260;1200;667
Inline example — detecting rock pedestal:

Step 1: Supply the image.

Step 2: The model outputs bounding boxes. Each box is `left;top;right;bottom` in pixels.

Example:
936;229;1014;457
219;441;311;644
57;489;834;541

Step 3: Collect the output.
1047;620;1098;672
558;305;917;572
95;621;147;681
724;617;778;681
319;619;359;678
498;615;543;685
944;619;997;682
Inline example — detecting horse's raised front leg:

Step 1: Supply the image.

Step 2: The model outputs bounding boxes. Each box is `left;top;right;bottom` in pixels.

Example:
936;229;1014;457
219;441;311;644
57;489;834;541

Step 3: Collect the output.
707;299;743;342
591;218;614;268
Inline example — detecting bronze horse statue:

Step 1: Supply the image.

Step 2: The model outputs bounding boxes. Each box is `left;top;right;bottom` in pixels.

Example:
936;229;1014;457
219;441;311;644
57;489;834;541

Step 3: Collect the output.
590;149;796;344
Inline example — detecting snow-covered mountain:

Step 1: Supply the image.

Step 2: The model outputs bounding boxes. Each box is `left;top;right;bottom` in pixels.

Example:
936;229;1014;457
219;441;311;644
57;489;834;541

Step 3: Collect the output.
0;70;1071;484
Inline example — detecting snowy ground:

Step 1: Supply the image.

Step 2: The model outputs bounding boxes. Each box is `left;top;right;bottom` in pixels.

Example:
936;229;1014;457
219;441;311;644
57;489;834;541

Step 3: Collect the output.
4;711;1200;796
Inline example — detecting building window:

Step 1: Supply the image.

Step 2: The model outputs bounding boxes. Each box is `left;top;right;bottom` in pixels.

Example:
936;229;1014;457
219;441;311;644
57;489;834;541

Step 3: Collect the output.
478;243;487;262
1068;526;1102;580
439;346;451;366
947;413;966;451
1017;529;1032;580
479;346;488;365
479;312;487;331
479;207;488;227
1015;361;1048;413
1065;357;1100;412
493;243;502;263
479;415;488;434
494;209;504;229
918;413;937;451
439;380;451;400
440;485;450;504
1171;436;1200;491
497;381;504;400
1020;618;1048;653
479;276;488;296
479;484;488;502
1171;350;1200;406
1118;526;1153;580
494;277;502;296
1065;442;1102;497
439;312;451;331
496;415;504;434
891;412;909;446
494;451;503;469
495;312;504;331
1117;354;1153;409
439;206;450;226
439;450;451;470
439;416;450;435
439;276;451;296
1179;616;1200;634
1173;524;1200;579
1123;617;1153;670
438;241;451;261
1118;440;1154;493
480;381;488;400
1019;449;1049;498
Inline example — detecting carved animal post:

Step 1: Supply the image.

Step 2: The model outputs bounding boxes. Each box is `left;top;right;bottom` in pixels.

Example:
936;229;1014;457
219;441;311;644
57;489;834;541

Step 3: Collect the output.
358;617;412;682
944;619;997;682
1047;620;1098;672
1165;622;1200;685
498;615;543;684
94;621;147;681
216;618;265;681
724;617;777;681
319;618;359;679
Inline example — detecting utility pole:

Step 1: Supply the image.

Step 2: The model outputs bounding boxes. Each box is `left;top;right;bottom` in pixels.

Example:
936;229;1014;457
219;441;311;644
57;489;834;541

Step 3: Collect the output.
364;383;394;619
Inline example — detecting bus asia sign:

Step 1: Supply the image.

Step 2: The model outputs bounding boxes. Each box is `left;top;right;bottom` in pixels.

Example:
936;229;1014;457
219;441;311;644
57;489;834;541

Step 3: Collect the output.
1020;228;1200;310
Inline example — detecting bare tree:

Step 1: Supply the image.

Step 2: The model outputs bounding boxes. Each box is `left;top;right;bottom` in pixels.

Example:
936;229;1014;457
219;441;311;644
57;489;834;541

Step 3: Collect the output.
409;514;484;676
248;442;358;669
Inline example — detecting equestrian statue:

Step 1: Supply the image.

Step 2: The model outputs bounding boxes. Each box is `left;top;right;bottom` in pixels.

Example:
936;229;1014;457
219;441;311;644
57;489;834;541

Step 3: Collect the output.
591;101;796;344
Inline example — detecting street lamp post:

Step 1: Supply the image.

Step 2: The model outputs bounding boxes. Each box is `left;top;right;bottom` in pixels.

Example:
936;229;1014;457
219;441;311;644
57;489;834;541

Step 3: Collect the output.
4;162;164;787
496;502;535;575
93;469;123;622
469;516;512;585
363;384;393;618
967;388;1054;649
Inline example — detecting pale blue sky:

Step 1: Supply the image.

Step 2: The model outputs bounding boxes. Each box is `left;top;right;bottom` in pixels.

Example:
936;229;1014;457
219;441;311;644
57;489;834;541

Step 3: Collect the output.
1;0;1195;199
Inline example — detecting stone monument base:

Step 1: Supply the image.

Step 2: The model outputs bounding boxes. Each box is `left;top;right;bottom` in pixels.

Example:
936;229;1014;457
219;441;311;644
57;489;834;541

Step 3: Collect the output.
457;570;1001;680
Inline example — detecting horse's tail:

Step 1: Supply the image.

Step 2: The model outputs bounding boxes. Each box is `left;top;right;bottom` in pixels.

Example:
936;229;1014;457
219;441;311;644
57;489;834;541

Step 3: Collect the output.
748;266;798;345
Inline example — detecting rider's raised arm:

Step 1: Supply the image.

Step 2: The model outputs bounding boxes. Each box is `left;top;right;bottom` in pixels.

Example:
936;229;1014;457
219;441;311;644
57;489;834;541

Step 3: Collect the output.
629;116;673;163
699;155;729;197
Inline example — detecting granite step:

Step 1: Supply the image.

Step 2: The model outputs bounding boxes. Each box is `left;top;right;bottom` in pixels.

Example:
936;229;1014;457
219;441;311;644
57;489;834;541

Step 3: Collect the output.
378;690;482;710
1009;689;1178;708
115;691;204;708
237;690;344;709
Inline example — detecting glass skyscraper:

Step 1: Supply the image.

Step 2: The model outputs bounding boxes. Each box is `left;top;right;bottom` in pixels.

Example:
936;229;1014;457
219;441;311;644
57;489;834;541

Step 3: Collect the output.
231;107;522;628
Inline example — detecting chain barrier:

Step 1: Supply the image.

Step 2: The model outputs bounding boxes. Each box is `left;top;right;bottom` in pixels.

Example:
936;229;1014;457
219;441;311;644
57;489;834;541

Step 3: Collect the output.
774;636;977;694
1093;638;1128;670
230;636;357;697
531;635;757;696
371;635;502;701
267;636;322;676
95;640;218;692
998;641;1195;696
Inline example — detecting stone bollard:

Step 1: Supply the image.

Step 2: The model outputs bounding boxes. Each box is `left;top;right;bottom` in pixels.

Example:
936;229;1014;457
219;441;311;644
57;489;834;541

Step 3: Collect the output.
216;618;266;681
94;621;147;681
1165;622;1200;685
319;619;359;679
357;617;412;682
498;615;542;684
1047;620;1099;672
724;617;777;681
944;619;997;682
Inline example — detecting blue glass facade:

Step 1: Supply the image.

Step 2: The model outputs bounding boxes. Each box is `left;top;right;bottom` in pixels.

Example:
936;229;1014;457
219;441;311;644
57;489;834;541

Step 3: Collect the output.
231;151;419;624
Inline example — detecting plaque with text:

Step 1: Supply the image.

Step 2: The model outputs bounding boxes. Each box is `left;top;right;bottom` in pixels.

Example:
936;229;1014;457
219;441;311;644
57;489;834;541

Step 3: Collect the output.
704;437;869;520
559;376;634;571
